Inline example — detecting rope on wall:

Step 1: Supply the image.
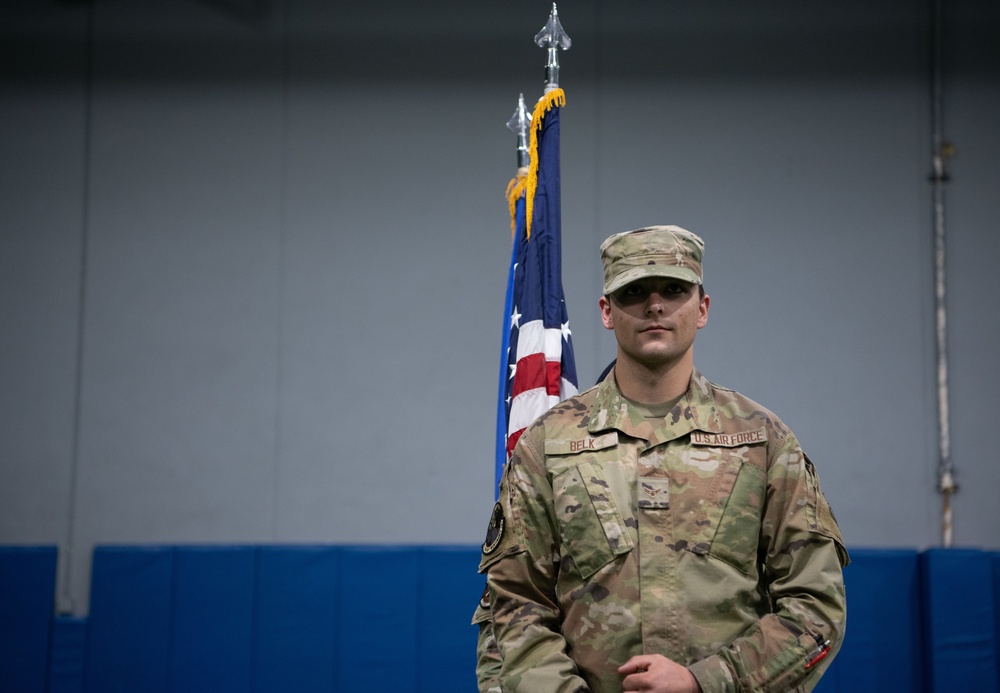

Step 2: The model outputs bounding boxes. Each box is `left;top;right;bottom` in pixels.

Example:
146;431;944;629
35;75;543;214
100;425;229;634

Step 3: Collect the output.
60;0;97;616
930;0;957;548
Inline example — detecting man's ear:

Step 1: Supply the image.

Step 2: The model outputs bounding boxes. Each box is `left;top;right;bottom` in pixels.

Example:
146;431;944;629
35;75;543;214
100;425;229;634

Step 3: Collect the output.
697;293;710;329
599;295;614;330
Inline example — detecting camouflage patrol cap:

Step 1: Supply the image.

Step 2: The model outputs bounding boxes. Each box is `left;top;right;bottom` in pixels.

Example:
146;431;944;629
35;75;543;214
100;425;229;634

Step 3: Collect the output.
600;225;704;294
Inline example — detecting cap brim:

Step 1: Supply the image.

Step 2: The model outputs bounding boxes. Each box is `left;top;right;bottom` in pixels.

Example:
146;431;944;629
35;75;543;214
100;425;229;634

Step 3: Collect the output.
604;265;702;294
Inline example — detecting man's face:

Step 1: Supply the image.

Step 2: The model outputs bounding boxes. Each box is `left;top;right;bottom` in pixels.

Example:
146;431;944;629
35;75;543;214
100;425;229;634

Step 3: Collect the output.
599;277;710;371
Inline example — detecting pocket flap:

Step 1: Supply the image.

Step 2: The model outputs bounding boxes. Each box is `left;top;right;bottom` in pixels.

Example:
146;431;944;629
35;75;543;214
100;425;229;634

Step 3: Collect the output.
554;462;633;580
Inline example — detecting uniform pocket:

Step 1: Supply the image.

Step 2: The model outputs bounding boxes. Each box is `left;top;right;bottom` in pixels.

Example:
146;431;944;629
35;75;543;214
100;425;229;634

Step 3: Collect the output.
710;460;766;573
673;440;766;574
552;462;633;580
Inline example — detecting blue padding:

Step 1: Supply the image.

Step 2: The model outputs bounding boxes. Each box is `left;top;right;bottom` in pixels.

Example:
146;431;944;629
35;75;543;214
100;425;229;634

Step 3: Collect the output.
0;546;56;693
994;552;1000;689
85;546;173;693
253;546;339;692
922;548;999;690
814;549;923;693
416;547;482;692
168;546;255;693
48;616;86;693
336;547;419;691
80;543;1000;692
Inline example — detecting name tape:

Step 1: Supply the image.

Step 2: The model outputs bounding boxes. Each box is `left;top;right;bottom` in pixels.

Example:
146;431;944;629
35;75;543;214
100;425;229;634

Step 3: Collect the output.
690;427;767;448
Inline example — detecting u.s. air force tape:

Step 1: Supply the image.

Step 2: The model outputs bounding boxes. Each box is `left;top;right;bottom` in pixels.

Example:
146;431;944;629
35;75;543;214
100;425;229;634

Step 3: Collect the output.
482;502;505;555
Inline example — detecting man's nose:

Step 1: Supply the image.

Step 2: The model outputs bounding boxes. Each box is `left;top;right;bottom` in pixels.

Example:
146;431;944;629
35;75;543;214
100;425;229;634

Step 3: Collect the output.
645;292;666;314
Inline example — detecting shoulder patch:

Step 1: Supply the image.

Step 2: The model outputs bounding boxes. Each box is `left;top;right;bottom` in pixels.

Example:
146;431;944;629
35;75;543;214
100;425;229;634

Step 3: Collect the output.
691;427;767;447
481;502;505;555
545;431;619;455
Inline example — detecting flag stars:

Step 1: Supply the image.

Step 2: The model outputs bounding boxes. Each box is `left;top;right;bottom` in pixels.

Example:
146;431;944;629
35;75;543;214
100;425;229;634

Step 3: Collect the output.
511;306;522;329
561;321;572;341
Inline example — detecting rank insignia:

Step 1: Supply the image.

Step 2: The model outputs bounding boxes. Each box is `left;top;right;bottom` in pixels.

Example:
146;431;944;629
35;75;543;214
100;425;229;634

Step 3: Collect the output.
637;477;670;510
482;502;505;555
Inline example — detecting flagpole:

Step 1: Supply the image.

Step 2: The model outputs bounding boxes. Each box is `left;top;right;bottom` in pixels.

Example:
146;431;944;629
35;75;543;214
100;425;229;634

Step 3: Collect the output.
507;94;531;171
535;3;571;94
524;6;570;240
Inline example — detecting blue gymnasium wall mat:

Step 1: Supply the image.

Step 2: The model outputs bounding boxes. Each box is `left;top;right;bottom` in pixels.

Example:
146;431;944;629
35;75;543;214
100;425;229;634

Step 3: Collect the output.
6;544;1000;692
922;548;999;691
0;546;57;693
80;545;481;692
814;549;924;693
85;546;174;692
253;545;339;691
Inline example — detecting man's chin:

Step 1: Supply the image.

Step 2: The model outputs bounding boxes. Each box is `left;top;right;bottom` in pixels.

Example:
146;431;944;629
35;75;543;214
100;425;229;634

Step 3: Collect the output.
632;354;680;371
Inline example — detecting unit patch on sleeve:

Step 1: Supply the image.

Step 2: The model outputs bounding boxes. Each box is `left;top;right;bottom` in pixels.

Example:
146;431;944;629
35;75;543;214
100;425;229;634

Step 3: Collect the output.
482;502;506;555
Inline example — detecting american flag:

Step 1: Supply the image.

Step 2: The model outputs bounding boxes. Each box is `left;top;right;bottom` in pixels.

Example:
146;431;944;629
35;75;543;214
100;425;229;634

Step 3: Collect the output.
495;90;578;490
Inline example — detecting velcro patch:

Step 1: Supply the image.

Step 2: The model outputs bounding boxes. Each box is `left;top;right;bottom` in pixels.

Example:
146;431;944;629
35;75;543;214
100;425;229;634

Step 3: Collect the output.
690;427;767;448
545;432;619;455
481;502;506;555
637;477;670;510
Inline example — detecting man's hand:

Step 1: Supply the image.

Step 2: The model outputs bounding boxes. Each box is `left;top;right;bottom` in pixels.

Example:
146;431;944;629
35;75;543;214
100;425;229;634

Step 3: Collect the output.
618;654;702;693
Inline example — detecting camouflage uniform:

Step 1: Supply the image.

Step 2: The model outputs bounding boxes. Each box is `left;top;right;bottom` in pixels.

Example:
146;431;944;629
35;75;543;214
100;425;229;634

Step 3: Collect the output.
473;594;502;693
479;368;848;693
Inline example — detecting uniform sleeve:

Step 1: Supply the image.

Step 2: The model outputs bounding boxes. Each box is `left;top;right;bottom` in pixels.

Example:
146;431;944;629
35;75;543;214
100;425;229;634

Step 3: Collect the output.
472;595;502;693
479;437;591;693
687;436;849;693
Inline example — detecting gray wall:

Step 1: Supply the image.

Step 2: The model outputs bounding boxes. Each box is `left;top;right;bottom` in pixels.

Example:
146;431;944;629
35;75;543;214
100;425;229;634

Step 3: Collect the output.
2;0;998;615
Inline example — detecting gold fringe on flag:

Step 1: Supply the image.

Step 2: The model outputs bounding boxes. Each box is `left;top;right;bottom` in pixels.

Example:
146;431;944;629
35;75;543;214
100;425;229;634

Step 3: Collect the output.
524;89;565;239
506;169;529;238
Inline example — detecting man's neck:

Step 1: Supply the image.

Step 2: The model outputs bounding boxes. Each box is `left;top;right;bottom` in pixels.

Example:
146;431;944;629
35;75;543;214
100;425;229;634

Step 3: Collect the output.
613;352;693;404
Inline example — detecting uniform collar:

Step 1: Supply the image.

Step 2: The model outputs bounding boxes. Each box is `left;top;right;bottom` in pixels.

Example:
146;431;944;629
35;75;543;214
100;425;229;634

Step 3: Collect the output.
588;367;723;446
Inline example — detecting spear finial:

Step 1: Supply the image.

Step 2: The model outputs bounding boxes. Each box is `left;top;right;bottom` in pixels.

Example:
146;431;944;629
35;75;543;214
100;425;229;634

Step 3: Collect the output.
534;3;571;93
506;93;532;169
